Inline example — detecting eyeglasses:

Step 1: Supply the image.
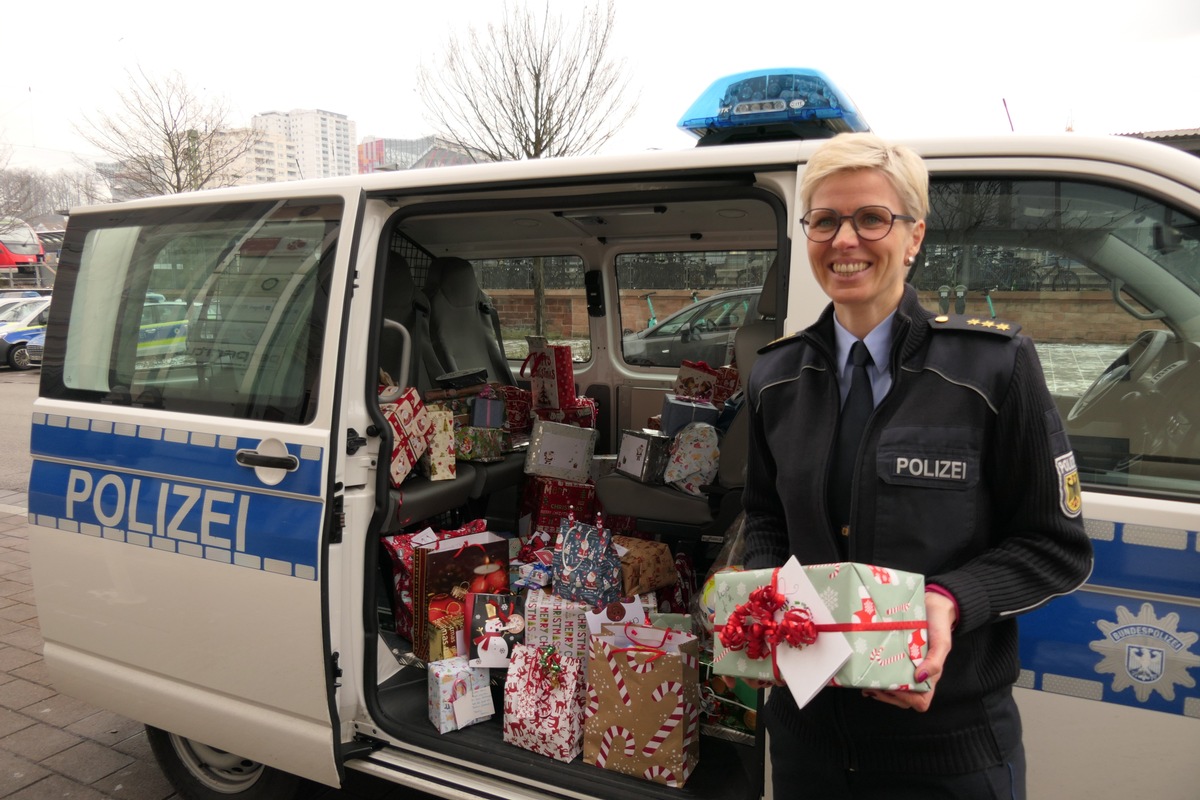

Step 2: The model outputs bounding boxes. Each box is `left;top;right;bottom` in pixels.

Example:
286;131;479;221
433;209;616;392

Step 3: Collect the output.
800;206;916;242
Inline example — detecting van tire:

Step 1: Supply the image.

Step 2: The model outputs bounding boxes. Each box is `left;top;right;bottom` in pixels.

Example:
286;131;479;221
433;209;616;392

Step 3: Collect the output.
146;725;302;799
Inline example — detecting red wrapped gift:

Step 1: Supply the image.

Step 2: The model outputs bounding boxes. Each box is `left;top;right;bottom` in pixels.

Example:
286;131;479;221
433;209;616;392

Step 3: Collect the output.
673;359;720;399
381;388;431;486
655;551;697;614
522;335;575;410
533;395;597;428
711;365;741;406
496;385;533;432
646;414;662;431
519;475;595;545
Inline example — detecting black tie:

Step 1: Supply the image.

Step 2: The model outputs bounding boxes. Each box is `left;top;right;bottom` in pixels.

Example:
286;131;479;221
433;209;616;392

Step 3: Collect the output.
829;341;873;538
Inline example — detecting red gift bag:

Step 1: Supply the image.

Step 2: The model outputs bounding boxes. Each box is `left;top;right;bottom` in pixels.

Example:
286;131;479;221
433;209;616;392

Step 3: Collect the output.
522;335;575;410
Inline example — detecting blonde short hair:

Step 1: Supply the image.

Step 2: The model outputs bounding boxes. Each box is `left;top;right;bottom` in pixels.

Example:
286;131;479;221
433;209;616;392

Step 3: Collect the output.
799;133;929;221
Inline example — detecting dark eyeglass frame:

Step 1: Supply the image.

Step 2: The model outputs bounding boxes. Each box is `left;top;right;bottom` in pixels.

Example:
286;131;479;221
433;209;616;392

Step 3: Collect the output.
799;205;917;242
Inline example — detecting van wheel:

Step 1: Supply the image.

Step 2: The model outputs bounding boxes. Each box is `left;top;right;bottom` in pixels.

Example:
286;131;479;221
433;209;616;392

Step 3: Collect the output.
146;725;301;799
7;345;31;370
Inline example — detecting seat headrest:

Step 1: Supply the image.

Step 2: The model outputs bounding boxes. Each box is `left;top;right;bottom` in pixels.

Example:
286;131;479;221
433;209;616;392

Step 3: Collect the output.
384;251;417;310
758;257;778;318
425;257;482;307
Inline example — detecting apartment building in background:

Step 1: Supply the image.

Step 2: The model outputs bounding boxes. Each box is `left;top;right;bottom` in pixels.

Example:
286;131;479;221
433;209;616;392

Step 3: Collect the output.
253;109;358;180
358;135;483;173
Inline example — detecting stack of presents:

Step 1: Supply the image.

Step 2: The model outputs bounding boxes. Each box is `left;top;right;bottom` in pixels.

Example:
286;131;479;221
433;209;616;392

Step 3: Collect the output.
378;338;931;789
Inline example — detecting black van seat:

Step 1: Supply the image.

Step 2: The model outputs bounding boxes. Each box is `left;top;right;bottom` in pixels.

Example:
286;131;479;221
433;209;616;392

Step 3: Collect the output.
386;467;478;531
379;252;440;393
424;257;516;386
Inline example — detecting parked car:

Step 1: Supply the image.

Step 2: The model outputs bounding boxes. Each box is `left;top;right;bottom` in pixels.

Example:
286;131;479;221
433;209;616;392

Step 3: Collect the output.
621;286;761;368
25;328;44;368
0;297;50;369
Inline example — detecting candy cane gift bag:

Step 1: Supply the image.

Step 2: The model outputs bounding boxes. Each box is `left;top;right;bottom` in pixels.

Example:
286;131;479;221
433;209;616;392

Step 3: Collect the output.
583;625;701;787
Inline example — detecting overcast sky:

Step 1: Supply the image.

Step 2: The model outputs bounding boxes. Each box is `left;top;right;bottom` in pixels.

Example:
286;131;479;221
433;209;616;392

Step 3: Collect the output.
4;0;1200;173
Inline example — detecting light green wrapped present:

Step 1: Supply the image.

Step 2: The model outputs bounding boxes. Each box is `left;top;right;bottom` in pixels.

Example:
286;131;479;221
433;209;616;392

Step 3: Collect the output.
802;562;930;691
712;561;930;693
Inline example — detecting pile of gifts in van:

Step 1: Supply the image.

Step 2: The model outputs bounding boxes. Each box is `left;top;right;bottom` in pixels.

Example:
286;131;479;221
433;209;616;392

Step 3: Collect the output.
377;337;931;788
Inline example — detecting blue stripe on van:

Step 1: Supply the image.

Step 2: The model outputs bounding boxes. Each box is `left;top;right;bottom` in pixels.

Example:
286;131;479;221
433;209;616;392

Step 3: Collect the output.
1019;589;1200;718
27;414;326;580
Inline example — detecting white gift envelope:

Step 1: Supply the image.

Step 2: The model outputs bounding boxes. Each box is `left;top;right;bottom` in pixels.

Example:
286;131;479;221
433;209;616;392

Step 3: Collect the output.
772;556;854;709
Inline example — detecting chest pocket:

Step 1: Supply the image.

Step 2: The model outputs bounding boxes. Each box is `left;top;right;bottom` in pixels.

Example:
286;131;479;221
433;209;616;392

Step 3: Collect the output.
876;426;982;491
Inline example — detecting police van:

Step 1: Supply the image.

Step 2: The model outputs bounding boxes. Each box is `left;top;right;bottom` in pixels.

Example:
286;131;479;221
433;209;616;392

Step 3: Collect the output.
26;69;1200;799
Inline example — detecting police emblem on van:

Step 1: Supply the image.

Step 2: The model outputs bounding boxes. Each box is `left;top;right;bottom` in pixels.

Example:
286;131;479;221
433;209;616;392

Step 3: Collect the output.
1054;451;1082;518
1089;603;1200;703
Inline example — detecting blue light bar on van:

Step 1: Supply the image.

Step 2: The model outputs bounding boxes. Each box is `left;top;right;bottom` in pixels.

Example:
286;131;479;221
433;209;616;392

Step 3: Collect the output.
678;68;870;145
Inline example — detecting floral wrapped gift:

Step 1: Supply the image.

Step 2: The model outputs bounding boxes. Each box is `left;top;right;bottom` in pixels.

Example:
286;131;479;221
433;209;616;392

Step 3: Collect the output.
712;559;929;707
419;407;457;481
454;426;508;463
427;656;493;734
503;644;587;762
663;422;720;497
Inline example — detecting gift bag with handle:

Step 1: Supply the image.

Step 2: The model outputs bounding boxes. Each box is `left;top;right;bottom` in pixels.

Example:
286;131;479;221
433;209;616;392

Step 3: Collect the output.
553;513;622;608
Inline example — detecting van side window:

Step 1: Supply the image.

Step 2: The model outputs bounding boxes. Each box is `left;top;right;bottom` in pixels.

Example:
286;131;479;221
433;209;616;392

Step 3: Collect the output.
912;177;1200;500
44;199;343;424
617;250;772;369
390;232;590;365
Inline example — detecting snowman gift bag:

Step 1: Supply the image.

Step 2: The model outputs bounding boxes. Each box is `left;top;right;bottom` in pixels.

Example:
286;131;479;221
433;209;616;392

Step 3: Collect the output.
466;593;526;668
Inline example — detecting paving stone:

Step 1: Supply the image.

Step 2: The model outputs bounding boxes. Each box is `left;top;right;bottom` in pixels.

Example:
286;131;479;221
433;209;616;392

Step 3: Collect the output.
67;712;143;748
0;749;50;796
38;740;134;785
0;707;35;738
0;629;40;653
87;759;177;800
0;582;27;599
0;606;37;625
0;679;56;712
0;721;82;761
9;660;50;687
19;693;100;728
0;648;38;673
4;773;110;799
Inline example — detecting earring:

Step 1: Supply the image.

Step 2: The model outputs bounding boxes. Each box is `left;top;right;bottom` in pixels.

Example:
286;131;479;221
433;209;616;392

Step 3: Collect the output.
905;256;914;266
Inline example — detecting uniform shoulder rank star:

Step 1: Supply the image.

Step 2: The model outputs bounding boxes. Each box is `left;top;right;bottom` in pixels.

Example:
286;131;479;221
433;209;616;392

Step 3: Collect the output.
929;313;1021;338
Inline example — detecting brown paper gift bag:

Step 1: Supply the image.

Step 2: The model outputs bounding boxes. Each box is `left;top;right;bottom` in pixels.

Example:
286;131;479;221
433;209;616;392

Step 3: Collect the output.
584;624;700;787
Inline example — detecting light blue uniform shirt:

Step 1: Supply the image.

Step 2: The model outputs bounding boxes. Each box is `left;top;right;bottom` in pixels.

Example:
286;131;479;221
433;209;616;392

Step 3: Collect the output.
832;310;895;409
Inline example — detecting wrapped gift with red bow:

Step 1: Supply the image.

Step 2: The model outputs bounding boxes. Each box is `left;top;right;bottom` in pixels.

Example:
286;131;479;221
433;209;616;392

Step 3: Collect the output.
503;644;586;762
712;558;929;709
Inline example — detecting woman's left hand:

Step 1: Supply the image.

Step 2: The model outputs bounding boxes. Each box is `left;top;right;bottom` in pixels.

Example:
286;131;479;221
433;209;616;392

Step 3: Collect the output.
861;590;957;712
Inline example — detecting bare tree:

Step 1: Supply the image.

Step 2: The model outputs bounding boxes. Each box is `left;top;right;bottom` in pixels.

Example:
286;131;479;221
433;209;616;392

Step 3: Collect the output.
418;0;638;163
418;1;637;334
77;68;260;198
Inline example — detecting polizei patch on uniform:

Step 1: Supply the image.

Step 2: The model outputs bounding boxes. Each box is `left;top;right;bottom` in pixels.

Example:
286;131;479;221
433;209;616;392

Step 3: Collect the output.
891;457;969;482
1055;451;1083;518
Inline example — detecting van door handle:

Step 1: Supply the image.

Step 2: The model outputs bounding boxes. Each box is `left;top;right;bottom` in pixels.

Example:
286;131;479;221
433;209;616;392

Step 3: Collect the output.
235;450;299;471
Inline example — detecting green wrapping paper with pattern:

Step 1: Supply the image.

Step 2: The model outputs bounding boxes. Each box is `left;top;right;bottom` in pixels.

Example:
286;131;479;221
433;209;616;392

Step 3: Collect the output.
712;561;930;693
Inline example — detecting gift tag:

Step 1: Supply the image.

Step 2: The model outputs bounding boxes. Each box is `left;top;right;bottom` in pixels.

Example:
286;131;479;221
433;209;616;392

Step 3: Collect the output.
453;680;495;726
410;527;439;546
773;556;854;709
